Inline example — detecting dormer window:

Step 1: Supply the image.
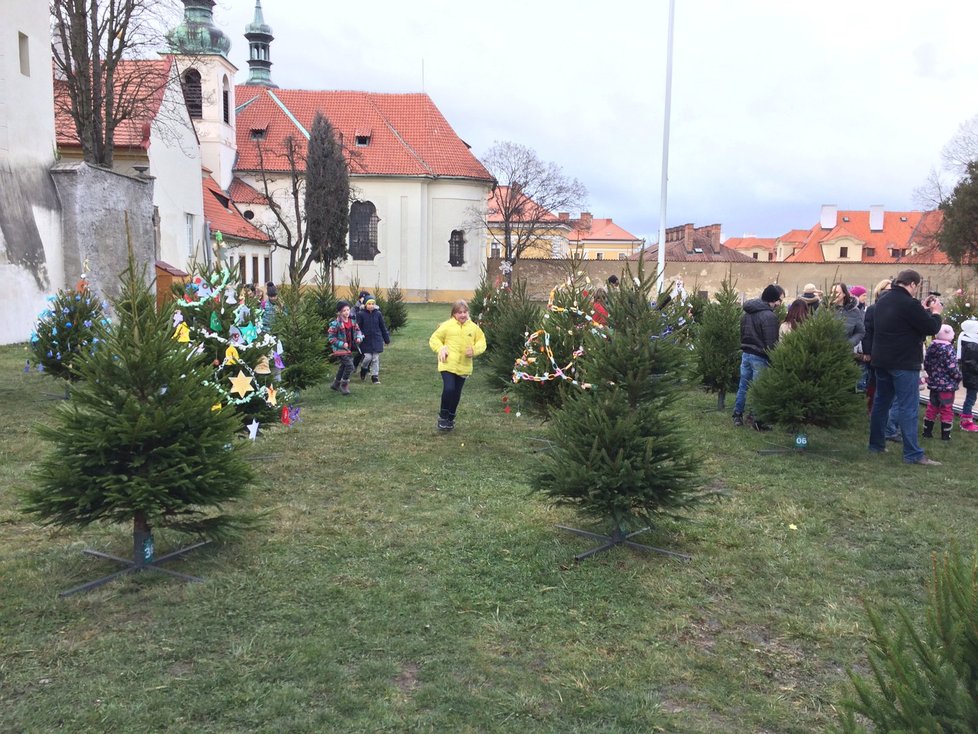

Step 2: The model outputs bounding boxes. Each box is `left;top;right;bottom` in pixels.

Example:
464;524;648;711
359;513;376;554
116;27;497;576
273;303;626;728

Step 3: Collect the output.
900;216;908;222
355;134;371;147
842;216;850;222
250;128;267;141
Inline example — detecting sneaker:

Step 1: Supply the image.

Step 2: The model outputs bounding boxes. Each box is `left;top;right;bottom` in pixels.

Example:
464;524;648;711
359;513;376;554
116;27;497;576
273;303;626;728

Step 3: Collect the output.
909;457;942;466
437;418;451;431
732;414;744;427
884;434;901;443
371;376;379;384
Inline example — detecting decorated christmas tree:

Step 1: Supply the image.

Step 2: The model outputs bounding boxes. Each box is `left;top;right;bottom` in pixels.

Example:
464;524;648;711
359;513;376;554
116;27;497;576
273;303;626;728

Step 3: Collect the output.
22;251;254;594
513;254;607;410
693;277;742;410
941;286;977;333
536;260;706;560
748;307;862;444
173;263;287;425
484;278;542;388
27;275;108;386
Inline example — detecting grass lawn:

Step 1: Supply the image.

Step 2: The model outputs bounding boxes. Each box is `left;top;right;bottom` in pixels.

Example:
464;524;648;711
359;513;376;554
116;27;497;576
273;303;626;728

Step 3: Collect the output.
2;302;976;733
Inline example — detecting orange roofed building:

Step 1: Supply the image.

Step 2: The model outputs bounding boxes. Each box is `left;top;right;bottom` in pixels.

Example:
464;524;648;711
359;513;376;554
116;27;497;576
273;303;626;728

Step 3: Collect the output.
733;205;948;265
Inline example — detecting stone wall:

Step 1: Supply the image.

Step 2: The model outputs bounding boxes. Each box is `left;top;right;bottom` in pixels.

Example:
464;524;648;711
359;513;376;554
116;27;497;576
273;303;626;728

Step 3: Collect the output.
491;257;978;301
51;162;157;302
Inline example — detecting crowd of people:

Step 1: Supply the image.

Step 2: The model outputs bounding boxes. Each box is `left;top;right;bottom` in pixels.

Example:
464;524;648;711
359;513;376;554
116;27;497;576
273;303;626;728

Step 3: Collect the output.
732;268;978;466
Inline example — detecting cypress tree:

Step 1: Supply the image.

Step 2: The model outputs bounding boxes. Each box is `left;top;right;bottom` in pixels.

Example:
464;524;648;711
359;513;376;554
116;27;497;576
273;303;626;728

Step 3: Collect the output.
693;277;742;410
22;253;254;589
749;307;863;437
536;261;705;553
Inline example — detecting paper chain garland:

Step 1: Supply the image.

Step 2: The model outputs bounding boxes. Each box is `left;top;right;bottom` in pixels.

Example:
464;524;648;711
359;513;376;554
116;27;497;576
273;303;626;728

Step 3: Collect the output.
511;273;608;390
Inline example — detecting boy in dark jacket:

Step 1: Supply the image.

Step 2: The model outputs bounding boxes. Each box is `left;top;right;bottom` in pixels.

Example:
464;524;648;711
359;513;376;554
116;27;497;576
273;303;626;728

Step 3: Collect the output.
355;295;391;384
732;284;784;429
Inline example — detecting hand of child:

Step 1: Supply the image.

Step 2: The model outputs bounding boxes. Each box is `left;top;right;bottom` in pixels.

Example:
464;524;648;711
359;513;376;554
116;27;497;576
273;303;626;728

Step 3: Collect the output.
438;346;449;362
465;345;474;357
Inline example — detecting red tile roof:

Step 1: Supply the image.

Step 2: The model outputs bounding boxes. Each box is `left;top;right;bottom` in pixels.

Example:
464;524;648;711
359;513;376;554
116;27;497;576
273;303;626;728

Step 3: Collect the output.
567;217;641;244
203;175;269;242
724;236;777;251
55;58;173;152
228;177;270;205
233;88;493;182
783;210;933;264
486;186;563;225
629;242;754;263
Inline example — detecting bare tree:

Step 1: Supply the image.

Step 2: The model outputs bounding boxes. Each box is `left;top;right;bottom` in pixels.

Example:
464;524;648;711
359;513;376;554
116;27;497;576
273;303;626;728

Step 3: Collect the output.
915;113;978;208
477;141;587;268
51;0;182;168
251;129;360;285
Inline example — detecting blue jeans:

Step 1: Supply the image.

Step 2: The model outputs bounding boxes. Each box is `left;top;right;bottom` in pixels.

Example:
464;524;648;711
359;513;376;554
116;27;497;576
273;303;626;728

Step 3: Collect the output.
869;368;924;463
733;353;769;417
963;388;977;417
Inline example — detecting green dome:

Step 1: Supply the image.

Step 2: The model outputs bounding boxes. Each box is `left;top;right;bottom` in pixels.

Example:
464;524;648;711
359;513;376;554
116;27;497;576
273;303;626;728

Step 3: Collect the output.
167;0;231;57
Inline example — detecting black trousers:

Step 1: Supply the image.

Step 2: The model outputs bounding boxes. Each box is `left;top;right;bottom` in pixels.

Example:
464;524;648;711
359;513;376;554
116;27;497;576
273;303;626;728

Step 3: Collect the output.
439;372;467;419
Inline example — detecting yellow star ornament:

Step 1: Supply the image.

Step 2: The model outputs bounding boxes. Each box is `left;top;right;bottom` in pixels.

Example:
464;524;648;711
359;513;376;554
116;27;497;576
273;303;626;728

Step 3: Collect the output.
228;370;255;398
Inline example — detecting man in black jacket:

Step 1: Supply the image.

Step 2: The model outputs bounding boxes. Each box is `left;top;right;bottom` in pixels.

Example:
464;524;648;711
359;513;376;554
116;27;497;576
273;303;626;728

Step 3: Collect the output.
868;269;943;465
732;284;784;429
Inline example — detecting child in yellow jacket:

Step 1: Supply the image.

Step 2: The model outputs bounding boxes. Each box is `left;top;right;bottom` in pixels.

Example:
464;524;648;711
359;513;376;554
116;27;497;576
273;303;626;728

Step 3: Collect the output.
429;300;487;431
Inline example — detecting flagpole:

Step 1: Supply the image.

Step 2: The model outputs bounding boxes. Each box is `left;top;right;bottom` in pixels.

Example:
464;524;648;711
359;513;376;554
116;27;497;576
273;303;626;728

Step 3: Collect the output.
657;0;676;294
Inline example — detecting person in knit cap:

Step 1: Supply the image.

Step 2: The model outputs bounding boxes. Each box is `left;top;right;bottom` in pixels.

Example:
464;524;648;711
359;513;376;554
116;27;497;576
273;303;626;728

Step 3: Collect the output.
922;323;961;441
798;283;822;312
849;285;868;312
956;318;978;432
355;295;391;384
327;300;364;396
732;283;784;430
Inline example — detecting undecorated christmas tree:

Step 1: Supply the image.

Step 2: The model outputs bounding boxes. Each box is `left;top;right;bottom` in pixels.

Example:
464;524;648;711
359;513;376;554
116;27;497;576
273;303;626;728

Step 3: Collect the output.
174;264;285;424
536;261;706;560
749;307;862;446
693;277;742;410
28;277;108;387
22;253;255;594
306;264;338;327
838;549;978;733
275;285;329;390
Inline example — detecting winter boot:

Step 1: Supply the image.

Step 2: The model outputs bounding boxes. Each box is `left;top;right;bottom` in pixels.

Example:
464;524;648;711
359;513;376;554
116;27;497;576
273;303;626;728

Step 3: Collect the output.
732;413;744;427
371;375;380;384
360;368;368;381
961;414;978;432
922;419;934;438
941;422;953;441
437;410;452;431
330;377;341;392
339;380;351;396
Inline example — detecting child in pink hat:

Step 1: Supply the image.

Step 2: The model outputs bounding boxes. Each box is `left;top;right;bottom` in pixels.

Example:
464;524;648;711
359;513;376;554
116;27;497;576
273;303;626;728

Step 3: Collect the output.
922;324;961;441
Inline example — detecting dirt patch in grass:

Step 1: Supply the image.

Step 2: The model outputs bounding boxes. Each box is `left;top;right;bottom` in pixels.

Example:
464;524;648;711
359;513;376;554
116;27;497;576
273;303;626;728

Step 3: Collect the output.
394;662;420;693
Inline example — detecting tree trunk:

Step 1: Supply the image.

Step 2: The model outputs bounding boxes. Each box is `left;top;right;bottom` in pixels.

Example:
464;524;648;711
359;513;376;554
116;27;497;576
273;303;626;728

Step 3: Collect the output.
132;512;153;567
717;390;726;411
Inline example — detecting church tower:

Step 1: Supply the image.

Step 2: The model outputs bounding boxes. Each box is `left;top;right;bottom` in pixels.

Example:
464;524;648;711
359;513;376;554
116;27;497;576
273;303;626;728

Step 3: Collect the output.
165;0;238;189
244;1;277;88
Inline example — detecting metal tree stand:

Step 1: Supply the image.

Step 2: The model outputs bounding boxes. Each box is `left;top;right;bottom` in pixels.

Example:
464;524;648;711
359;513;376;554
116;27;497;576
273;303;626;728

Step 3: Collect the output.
556;525;691;563
60;515;211;597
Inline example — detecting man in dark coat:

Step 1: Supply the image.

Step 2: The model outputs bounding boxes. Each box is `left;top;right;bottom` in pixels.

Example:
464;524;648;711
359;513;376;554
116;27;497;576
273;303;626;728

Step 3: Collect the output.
868;269;943;465
732;284;784;429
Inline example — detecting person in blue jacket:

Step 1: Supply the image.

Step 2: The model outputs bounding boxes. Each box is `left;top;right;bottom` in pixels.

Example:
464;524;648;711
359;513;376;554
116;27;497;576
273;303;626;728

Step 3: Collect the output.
355;295;391;384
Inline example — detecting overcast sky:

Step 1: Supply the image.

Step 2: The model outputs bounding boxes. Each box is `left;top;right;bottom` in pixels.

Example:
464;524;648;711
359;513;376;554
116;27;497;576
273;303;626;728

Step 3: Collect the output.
213;0;978;243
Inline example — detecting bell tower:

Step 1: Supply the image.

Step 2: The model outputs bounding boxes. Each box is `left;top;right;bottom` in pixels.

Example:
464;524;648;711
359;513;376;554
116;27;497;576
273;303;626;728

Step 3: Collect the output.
244;1;277;88
165;0;238;189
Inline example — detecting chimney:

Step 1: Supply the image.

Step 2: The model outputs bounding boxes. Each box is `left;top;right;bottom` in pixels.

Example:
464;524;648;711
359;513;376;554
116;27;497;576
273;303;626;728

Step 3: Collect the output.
820;205;837;230
580;212;592;229
869;204;884;232
707;223;721;253
558;212;569;221
684;223;695;251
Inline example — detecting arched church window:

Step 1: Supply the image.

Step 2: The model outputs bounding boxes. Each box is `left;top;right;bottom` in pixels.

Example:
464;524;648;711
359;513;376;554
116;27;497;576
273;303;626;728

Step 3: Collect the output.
349;201;380;261
182;69;202;119
449;230;465;267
